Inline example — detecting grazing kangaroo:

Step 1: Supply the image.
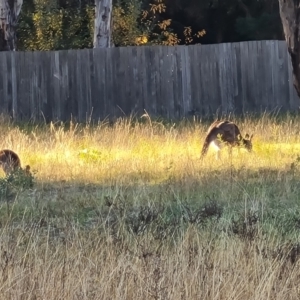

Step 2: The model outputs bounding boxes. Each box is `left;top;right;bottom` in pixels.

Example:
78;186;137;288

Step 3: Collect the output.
200;120;253;160
0;149;31;176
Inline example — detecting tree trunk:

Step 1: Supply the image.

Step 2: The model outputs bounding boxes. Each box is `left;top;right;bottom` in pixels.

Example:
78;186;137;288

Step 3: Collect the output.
0;0;23;51
278;0;300;97
93;0;113;48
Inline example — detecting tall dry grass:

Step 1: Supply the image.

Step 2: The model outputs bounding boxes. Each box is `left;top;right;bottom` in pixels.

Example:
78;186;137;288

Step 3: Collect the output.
0;113;299;299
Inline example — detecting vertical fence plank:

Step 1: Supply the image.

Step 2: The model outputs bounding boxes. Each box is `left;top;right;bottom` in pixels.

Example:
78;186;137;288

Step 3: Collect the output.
76;50;83;122
41;51;52;122
52;51;61;120
164;46;175;118
181;46;192;117
270;41;279;109
246;41;255;112
189;45;198;117
110;47;121;117
14;52;23;118
219;43;236;114
30;51;38;120
92;48;106;121
265;41;274;111
131;46;142;116
83;49;92;122
255;41;266;111
58;50;70;121
158;46;168;116
239;42;251;113
117;46;128;116
140;46;148;117
142;46;157;115
196;46;209;116
207;44;221;115
105;48;115;119
20;51;32;119
172;46;183;117
1;52;11;115
169;46;180;118
254;41;263;111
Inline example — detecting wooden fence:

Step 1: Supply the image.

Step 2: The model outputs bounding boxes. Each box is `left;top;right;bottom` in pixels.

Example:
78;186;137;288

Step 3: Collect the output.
0;40;298;122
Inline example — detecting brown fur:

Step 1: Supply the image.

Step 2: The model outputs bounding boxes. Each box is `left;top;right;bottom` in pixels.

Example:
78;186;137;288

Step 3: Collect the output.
200;120;253;159
0;149;31;176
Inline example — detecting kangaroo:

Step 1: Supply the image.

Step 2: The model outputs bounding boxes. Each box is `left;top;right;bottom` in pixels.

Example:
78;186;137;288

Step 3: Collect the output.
200;120;253;160
0;149;31;176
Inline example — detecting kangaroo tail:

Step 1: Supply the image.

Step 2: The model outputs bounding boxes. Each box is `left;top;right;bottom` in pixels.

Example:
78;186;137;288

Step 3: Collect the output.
200;127;220;160
200;136;211;159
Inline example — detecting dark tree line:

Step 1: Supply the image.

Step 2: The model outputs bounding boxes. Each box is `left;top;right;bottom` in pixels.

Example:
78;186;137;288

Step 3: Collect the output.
162;0;283;44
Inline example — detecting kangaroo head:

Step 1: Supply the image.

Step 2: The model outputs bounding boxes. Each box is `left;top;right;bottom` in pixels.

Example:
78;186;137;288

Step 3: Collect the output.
243;133;253;152
24;165;31;175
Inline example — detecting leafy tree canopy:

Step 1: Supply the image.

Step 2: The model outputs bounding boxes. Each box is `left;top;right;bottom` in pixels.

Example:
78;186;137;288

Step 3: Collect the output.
14;0;283;51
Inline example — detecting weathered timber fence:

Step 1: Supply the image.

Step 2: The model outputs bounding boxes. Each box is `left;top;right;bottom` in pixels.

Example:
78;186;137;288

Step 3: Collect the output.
0;40;298;122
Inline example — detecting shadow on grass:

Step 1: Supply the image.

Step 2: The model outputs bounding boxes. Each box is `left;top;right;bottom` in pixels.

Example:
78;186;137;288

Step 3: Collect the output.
0;165;300;270
1;165;300;241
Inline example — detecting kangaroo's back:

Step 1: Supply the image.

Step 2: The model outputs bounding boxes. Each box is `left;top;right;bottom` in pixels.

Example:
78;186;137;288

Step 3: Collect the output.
216;121;241;143
0;149;22;175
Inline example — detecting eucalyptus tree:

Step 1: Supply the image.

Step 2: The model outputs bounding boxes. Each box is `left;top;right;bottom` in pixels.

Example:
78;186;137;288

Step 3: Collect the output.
278;0;300;98
94;0;113;48
0;0;23;50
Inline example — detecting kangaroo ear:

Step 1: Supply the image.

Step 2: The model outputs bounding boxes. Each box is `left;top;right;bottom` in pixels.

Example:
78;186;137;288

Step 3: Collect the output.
25;165;31;173
250;134;254;140
245;133;250;139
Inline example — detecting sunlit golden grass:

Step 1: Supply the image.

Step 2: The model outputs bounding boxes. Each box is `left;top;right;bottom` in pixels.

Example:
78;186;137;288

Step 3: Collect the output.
0;113;300;299
1;112;300;184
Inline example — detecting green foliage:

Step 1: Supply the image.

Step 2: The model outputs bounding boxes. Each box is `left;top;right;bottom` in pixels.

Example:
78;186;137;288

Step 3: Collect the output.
78;148;103;163
14;0;281;50
113;0;146;46
113;0;205;46
112;0;179;46
0;168;35;200
6;168;35;189
17;0;93;51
